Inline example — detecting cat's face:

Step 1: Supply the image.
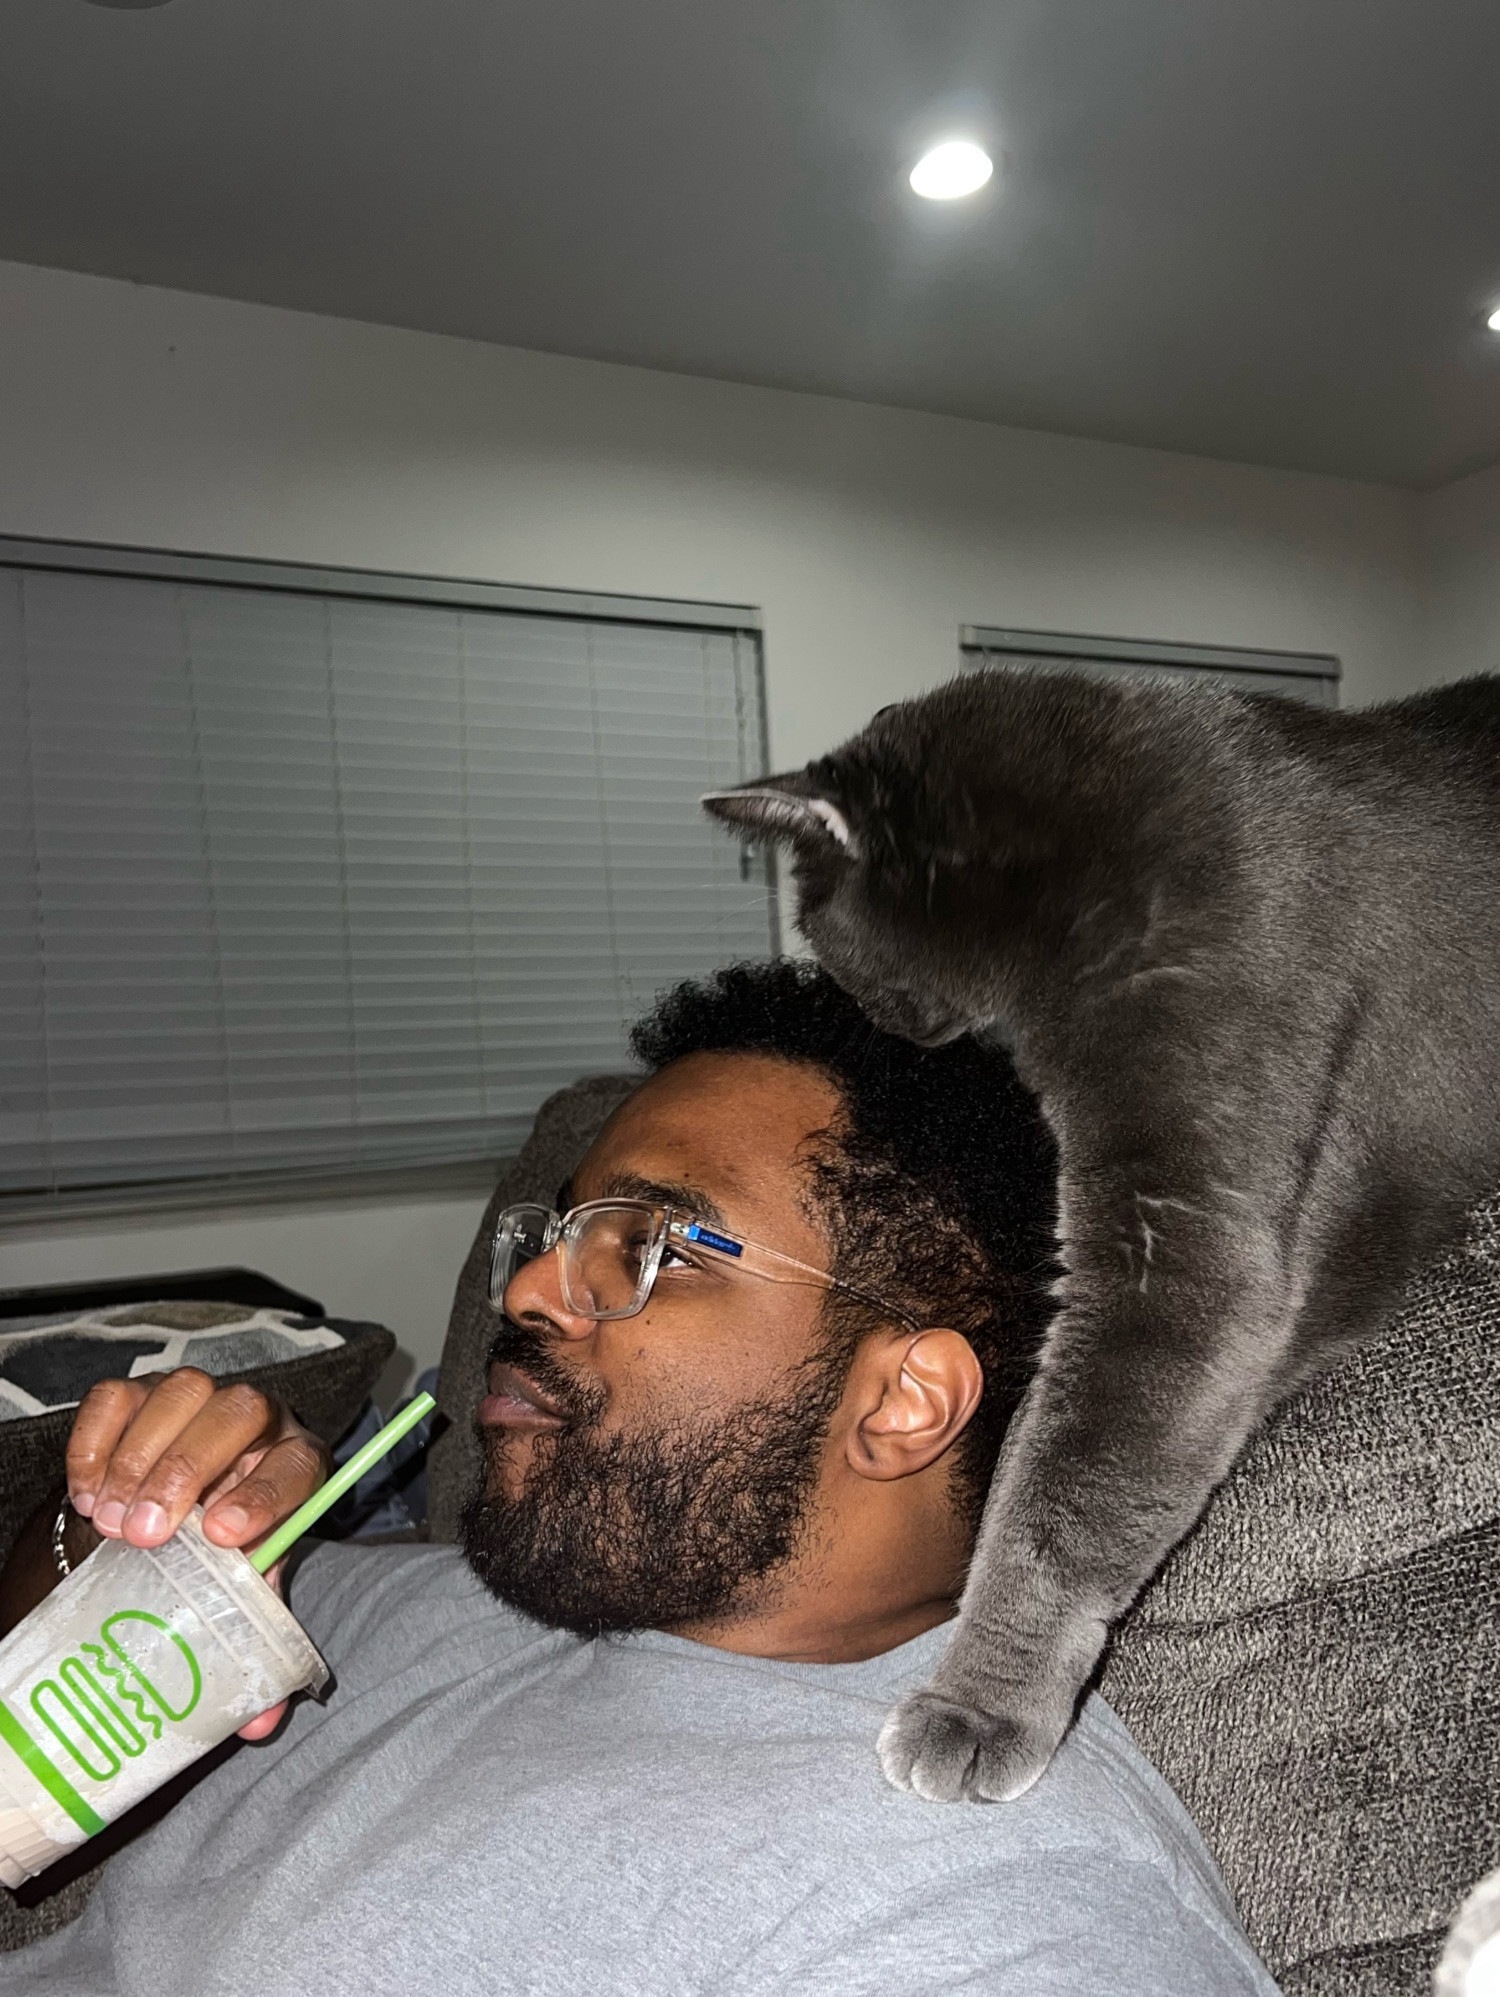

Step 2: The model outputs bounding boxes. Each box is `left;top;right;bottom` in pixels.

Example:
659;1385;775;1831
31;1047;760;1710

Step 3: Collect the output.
703;706;1005;1046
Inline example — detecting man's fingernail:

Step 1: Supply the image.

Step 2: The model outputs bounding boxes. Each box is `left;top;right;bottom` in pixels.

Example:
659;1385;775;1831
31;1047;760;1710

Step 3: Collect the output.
93;1500;125;1534
124;1501;169;1540
70;1490;95;1519
209;1505;250;1538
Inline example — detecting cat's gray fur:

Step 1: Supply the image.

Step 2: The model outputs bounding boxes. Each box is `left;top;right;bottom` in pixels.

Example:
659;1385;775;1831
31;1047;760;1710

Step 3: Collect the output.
703;668;1500;1805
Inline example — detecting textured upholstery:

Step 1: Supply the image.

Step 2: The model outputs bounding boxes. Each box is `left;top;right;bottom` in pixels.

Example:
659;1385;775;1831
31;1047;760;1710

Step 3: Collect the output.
1103;1196;1500;1992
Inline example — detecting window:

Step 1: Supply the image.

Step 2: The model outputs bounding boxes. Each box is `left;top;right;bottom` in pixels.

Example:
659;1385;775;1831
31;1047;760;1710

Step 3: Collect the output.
0;541;777;1205
960;625;1340;706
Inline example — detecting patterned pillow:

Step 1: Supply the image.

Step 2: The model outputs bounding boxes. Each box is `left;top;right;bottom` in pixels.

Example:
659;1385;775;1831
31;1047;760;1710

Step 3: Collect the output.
0;1300;349;1422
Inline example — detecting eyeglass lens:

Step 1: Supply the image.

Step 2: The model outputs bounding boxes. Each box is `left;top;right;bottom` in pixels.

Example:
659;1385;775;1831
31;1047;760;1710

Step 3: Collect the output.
562;1205;667;1317
491;1202;669;1319
490;1204;552;1306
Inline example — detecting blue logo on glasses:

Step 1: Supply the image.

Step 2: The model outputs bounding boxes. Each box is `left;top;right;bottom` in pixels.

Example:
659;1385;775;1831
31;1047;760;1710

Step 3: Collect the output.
683;1223;743;1258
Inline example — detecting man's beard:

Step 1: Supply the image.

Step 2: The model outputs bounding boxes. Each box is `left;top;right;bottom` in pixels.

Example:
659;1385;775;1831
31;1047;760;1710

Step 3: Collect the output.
458;1319;848;1638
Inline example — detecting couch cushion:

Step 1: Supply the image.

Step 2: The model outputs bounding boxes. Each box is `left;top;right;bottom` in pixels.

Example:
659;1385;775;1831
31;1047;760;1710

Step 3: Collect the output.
0;1313;395;1580
1102;1194;1500;1993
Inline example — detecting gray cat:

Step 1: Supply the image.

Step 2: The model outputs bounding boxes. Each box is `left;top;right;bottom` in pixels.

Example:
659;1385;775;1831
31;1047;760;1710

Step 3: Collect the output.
704;667;1500;1804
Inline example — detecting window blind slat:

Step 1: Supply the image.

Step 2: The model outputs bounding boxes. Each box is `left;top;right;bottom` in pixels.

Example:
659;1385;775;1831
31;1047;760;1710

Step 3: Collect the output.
1;566;775;1195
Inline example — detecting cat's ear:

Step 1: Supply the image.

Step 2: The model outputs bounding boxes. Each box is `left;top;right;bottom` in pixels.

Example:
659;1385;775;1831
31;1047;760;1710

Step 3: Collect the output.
702;779;857;857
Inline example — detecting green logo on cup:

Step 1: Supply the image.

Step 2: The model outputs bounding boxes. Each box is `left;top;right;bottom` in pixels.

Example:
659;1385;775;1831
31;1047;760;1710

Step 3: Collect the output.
29;1612;203;1783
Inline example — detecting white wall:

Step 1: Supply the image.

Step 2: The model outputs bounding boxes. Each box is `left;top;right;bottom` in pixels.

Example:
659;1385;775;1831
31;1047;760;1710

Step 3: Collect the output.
0;258;1433;1395
1417;460;1500;689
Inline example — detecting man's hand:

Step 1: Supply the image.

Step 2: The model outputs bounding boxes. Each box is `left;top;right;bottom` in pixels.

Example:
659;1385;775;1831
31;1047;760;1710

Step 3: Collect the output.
64;1368;332;1739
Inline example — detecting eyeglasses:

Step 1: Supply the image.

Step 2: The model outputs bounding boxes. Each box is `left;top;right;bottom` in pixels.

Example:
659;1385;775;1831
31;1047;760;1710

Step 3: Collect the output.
489;1198;919;1329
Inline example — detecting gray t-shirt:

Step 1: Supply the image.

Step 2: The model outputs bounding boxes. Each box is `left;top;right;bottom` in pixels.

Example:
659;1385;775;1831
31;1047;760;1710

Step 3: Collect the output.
6;1544;1277;1996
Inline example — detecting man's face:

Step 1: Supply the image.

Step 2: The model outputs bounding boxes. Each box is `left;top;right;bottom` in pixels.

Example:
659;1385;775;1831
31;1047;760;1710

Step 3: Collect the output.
458;1051;861;1636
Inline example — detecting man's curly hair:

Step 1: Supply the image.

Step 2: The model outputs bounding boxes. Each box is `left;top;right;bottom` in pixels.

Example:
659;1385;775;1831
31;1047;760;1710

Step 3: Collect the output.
629;959;1058;1529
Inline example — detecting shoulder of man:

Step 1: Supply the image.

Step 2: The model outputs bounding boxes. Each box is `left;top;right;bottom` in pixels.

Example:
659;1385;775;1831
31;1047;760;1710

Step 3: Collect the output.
720;1698;1275;1996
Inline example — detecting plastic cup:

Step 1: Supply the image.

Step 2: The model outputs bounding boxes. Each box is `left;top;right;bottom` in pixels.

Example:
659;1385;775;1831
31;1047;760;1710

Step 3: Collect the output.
0;1509;327;1885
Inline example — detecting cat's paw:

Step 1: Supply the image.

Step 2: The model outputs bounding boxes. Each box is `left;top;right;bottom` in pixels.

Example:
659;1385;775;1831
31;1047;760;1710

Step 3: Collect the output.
877;1689;1061;1804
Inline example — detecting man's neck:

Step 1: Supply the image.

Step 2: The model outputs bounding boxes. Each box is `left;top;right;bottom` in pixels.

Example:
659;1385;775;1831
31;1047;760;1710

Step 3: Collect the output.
667;1464;974;1664
674;1588;957;1665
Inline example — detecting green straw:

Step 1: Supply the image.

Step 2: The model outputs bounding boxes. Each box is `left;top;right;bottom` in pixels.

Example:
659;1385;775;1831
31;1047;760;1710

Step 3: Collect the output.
248;1391;436;1574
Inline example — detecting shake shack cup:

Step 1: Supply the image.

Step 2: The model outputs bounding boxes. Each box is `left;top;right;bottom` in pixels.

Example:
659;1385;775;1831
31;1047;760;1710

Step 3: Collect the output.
0;1508;327;1884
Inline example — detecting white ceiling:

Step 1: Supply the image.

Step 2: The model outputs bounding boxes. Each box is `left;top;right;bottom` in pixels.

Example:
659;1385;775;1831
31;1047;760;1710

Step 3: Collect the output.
5;0;1500;489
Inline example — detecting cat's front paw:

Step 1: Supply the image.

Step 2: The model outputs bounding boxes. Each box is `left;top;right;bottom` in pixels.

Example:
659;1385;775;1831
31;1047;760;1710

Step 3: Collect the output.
877;1689;1061;1804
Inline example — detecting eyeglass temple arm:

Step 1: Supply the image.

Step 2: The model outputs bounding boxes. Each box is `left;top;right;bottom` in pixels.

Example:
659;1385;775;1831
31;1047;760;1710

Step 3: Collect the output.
675;1216;919;1331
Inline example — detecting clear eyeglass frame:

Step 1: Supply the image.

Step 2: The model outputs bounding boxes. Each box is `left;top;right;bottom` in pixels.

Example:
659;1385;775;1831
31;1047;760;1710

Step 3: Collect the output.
488;1197;919;1329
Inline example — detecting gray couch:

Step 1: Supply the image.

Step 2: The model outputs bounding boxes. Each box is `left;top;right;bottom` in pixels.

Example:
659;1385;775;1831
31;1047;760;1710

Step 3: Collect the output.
428;1076;1500;1996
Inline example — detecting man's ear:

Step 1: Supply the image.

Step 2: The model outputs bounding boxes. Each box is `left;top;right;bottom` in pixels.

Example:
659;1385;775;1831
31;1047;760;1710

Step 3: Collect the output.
846;1330;984;1483
702;775;857;857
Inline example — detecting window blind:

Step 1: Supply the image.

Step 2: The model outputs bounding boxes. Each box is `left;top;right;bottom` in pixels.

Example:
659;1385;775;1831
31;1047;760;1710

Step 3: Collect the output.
960;626;1340;706
0;559;777;1199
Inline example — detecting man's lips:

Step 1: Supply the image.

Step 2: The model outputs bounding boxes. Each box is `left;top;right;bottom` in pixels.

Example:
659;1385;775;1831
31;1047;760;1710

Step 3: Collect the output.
479;1361;569;1430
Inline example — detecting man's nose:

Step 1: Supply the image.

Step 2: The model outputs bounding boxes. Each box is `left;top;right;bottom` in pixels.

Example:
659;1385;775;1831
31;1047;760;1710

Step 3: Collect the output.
502;1248;597;1341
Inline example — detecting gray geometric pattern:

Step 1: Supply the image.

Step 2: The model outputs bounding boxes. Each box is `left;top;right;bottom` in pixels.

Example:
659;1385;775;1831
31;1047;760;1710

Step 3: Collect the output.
0;1306;345;1422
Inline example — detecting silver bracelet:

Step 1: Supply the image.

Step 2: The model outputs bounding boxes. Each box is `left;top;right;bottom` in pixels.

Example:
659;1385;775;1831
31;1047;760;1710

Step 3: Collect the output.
52;1497;74;1578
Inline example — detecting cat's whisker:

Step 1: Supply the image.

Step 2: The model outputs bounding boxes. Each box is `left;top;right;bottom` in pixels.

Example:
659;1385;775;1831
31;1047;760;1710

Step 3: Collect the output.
1127;964;1203;984
1134;1192;1211;1219
1129;1205;1160;1295
1206;1181;1253;1205
1076;940;1137;981
1068;899;1115;939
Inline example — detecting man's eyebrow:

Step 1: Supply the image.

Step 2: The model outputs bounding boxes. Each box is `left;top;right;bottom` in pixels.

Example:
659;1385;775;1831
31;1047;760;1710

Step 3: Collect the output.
592;1170;729;1229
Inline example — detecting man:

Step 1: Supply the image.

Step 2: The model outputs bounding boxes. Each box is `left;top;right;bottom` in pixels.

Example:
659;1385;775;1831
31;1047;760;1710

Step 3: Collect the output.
0;962;1275;1995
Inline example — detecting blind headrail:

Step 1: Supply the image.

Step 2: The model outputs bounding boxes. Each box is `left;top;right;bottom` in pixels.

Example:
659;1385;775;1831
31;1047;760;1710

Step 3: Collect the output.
960;624;1340;684
0;534;763;636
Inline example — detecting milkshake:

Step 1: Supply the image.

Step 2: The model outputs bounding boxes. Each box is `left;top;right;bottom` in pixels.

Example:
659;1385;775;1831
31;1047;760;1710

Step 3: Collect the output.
0;1509;326;1884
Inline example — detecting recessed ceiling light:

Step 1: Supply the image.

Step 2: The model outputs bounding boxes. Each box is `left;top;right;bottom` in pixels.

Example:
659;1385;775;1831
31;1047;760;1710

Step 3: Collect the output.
909;140;994;202
1488;305;1500;333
